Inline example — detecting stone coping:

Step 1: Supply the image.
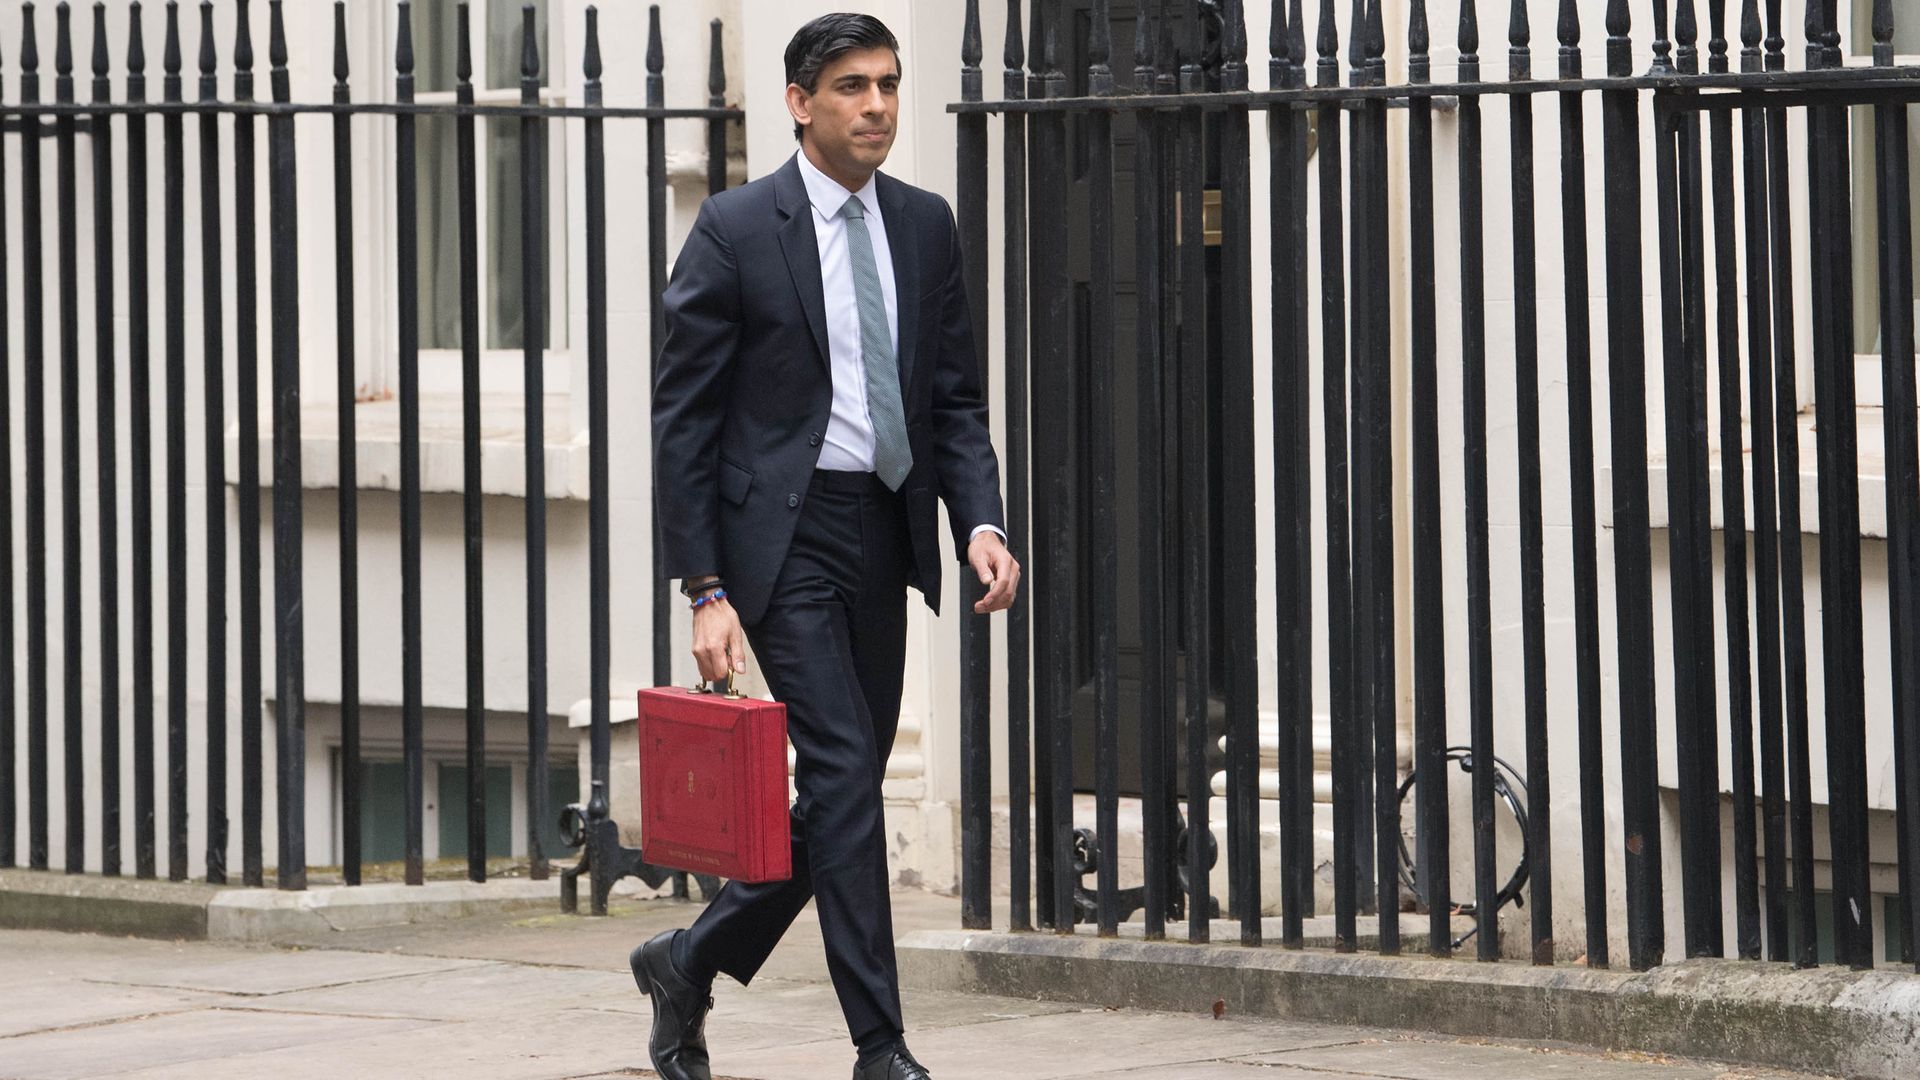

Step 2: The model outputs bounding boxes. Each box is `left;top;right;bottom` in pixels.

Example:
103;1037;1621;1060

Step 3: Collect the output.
0;868;561;943
897;928;1920;1080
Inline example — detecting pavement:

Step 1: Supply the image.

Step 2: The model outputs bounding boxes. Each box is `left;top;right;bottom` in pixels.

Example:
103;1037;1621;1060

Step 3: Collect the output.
0;888;1841;1080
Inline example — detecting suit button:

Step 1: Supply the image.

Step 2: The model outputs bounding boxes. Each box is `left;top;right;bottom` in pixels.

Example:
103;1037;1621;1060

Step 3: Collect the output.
808;432;822;447
787;493;800;508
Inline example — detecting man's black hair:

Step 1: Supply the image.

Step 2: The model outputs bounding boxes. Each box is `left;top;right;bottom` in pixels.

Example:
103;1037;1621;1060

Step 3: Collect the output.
784;13;901;142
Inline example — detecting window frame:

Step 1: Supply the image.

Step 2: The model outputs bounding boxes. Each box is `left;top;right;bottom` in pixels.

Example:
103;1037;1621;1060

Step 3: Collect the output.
376;0;573;400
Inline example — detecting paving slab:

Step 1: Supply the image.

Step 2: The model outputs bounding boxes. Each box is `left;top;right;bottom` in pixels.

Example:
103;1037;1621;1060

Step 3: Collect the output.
0;930;218;972
105;1005;799;1080
218;962;634;1021
0;978;218;1039
76;944;488;996
0;1007;432;1080
713;1008;1371;1079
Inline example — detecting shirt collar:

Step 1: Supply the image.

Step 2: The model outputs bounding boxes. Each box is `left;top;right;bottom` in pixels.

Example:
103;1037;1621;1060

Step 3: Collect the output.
795;149;881;223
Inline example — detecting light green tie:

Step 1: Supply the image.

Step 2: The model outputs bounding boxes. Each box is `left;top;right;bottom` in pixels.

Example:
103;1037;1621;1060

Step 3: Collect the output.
842;196;913;491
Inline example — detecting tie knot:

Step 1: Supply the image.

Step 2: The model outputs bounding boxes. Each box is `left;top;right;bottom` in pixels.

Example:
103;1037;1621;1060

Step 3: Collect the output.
841;195;865;221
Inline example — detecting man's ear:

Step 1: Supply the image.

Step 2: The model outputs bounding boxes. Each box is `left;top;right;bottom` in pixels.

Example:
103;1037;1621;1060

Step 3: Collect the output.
785;83;811;132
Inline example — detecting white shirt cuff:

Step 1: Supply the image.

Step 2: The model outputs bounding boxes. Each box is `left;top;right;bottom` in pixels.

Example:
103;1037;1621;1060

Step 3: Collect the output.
968;524;1007;546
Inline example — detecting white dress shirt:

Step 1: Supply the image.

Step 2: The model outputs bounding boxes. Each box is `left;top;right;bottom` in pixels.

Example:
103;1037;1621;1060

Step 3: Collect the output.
795;150;1004;548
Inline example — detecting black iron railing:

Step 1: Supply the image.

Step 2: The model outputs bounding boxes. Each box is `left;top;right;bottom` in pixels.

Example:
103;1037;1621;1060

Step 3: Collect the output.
953;0;1920;974
0;1;739;911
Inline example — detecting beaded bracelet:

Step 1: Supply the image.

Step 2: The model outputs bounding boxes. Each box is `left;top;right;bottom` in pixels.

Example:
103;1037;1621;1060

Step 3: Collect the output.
690;588;729;611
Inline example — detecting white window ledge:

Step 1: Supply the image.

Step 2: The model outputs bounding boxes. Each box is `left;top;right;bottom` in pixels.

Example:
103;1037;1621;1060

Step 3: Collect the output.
223;394;591;501
1601;405;1905;538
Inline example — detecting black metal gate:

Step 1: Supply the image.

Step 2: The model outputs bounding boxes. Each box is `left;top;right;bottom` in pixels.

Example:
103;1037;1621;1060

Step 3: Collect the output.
951;0;1920;975
0;1;739;913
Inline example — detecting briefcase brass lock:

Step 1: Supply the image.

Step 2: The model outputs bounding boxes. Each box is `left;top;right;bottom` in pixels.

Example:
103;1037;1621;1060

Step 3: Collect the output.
688;670;745;700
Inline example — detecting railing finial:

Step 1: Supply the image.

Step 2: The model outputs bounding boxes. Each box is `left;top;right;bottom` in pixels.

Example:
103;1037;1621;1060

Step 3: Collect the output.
92;0;109;79
333;0;349;84
583;4;599;85
708;17;725;105
196;0;213;79
1270;0;1286;69
646;4;663;78
1650;0;1673;70
1559;0;1581;49
395;0;414;79
455;2;471;86
1090;0;1113;95
55;0;72;81
1140;0;1157;83
1873;0;1894;63
1316;0;1338;65
1411;0;1431;75
1044;0;1062;87
962;0;983;83
267;0;285;95
1007;0;1025;77
1155;0;1173;80
128;1;145;77
584;5;601;85
161;0;179;79
1288;0;1305;70
1459;0;1480;63
1366;0;1385;72
1607;0;1631;39
527;4;546;85
235;0;253;76
1708;0;1728;65
1741;0;1762;50
1348;0;1365;69
1028;0;1043;79
645;3;661;108
1676;0;1698;72
1510;0;1531;54
1222;0;1247;90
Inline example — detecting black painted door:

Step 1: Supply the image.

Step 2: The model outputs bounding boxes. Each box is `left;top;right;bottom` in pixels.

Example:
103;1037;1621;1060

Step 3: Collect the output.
1053;0;1228;799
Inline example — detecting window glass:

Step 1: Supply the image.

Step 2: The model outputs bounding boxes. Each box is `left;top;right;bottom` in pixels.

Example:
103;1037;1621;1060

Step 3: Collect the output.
418;112;463;350
487;117;556;351
413;0;460;94
408;0;561;353
1850;2;1920;355
487;0;550;92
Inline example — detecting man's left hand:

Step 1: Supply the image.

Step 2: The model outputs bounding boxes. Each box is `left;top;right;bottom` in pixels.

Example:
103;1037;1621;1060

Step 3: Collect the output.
967;532;1021;614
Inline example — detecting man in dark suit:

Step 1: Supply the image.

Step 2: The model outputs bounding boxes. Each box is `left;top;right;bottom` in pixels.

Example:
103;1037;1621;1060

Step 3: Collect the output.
633;14;1019;1080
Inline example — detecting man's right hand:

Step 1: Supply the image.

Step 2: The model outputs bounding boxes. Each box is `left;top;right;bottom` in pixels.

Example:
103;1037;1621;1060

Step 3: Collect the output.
692;594;748;684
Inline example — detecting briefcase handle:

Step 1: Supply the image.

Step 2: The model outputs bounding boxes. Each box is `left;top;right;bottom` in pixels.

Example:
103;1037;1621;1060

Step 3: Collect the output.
688;670;745;700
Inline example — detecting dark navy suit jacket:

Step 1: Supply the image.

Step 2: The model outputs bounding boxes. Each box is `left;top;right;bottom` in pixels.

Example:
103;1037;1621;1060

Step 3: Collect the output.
651;155;1006;625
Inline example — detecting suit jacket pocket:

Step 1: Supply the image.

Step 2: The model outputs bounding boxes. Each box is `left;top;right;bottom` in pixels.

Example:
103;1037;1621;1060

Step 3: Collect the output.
718;455;754;507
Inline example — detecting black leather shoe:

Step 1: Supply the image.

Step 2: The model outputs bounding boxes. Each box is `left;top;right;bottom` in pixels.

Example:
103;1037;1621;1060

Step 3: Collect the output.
630;930;713;1080
853;1049;932;1080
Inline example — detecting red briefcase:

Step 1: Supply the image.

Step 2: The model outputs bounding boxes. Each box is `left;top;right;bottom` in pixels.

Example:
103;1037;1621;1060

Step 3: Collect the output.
637;676;792;883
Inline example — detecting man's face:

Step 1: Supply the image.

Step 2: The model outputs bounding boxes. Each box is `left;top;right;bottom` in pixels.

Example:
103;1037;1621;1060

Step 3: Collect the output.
790;46;900;178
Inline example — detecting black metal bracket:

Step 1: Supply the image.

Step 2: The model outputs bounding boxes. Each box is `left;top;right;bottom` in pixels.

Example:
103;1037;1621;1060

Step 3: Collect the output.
1070;819;1220;926
557;779;721;915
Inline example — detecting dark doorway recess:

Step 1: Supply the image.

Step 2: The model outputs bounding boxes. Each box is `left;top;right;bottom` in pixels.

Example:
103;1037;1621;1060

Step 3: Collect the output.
1053;0;1230;799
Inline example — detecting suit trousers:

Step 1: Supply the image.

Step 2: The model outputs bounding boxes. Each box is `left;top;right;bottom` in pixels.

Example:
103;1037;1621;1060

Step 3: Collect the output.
683;468;910;1050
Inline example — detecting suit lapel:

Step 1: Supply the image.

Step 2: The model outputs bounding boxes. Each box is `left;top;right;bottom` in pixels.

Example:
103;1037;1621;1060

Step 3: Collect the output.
878;174;920;392
774;159;831;371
